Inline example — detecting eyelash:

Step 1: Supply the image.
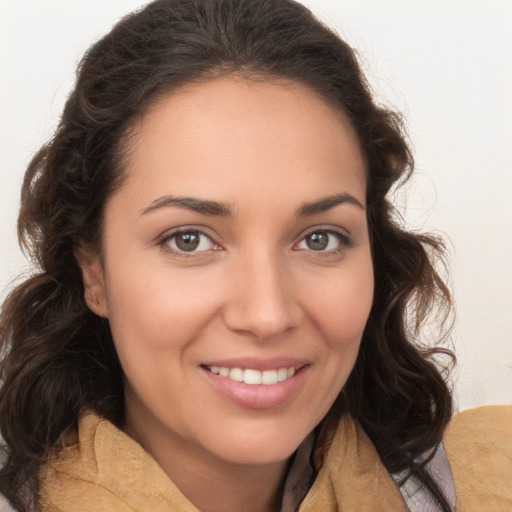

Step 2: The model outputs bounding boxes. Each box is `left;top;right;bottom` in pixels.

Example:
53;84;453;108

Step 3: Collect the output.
294;226;353;255
157;227;220;256
156;226;353;256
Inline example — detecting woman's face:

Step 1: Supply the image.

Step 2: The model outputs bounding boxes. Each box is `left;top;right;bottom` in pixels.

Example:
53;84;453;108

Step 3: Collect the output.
81;77;373;469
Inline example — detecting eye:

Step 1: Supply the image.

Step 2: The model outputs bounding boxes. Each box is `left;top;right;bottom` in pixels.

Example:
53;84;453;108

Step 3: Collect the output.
295;229;350;252
163;230;218;253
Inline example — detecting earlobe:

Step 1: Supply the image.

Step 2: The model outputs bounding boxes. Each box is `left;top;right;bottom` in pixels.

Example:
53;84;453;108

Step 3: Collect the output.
74;245;109;318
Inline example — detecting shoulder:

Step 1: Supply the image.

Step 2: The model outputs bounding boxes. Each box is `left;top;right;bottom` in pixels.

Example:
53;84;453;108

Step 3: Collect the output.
444;405;512;511
38;410;198;512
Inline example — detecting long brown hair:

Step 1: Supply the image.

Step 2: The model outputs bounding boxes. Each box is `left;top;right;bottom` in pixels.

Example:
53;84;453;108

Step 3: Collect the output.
0;0;454;510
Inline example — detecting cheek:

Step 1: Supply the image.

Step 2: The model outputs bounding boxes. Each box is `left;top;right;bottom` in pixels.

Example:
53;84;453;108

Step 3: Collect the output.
292;260;373;428
103;261;227;357
303;259;374;347
102;264;225;410
310;258;373;403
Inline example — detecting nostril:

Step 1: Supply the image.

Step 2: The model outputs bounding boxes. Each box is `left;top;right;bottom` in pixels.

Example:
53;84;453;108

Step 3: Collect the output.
222;263;303;339
223;304;302;341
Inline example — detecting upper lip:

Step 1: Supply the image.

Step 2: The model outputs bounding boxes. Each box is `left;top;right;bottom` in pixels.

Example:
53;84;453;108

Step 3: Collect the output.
200;357;308;372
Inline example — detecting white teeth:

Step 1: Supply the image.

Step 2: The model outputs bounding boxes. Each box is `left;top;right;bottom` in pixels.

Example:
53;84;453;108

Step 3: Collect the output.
243;369;262;385
277;367;288;382
229;368;244;382
207;366;298;385
261;369;278;385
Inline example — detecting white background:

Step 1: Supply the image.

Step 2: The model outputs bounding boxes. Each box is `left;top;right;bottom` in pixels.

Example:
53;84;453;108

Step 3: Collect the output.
0;0;511;411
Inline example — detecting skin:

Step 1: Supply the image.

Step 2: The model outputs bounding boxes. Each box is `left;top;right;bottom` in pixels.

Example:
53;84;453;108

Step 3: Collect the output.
78;77;374;512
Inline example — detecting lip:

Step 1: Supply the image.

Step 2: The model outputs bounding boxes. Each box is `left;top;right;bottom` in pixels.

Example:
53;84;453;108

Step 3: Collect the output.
201;361;309;410
200;357;308;372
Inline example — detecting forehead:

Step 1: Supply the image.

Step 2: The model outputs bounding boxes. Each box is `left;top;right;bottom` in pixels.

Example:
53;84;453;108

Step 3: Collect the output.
116;76;366;209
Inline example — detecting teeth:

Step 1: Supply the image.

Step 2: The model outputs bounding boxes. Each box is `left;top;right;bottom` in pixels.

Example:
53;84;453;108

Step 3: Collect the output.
277;367;288;382
244;369;262;385
207;366;298;385
261;369;278;385
229;368;244;382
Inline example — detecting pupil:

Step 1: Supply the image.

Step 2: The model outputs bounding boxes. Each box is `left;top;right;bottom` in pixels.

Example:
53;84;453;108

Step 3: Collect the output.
176;232;200;251
307;232;328;250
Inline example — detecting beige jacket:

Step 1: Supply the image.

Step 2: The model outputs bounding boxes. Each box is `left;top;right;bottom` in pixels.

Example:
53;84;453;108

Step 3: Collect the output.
38;406;512;511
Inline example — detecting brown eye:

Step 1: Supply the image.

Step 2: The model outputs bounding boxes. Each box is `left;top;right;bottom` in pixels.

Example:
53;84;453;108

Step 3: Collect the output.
175;232;200;251
295;229;351;253
306;232;329;250
164;230;217;253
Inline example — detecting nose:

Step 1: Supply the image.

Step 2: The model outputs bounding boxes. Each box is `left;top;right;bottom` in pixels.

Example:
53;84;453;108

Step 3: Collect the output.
222;250;303;341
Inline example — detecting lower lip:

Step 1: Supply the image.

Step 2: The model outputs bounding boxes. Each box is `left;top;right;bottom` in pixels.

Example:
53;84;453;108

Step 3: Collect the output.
201;366;308;409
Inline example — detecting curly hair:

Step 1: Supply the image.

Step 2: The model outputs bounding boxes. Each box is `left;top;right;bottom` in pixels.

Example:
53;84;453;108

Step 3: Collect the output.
0;0;454;510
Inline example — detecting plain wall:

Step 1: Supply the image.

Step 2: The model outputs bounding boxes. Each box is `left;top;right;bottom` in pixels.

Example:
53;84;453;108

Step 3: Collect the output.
1;0;511;411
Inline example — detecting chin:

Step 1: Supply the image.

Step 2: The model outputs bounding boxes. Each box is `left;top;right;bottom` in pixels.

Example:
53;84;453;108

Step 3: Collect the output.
216;443;299;467
200;420;311;466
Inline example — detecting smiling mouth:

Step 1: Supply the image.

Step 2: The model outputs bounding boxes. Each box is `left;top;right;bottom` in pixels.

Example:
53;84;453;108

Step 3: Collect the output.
203;365;297;385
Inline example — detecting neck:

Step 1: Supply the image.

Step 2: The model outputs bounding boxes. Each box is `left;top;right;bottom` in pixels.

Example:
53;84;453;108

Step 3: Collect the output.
123;410;291;512
169;453;290;512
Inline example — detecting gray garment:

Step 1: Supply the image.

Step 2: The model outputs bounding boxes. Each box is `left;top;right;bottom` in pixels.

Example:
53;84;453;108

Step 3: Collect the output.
393;443;456;512
280;432;316;512
282;432;456;512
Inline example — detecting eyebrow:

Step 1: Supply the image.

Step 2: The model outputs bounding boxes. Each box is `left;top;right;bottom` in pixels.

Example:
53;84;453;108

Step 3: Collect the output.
141;192;364;218
296;193;365;217
142;195;234;217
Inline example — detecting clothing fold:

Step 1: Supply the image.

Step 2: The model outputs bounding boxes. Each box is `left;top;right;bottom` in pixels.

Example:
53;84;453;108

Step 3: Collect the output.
37;406;512;512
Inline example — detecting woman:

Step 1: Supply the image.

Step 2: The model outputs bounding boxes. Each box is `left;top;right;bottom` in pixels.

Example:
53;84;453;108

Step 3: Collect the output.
0;0;509;511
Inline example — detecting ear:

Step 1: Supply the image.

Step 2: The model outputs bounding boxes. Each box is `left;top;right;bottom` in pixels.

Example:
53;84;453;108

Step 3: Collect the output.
74;245;109;318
